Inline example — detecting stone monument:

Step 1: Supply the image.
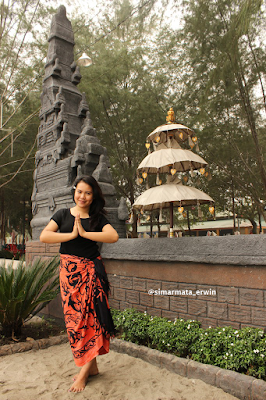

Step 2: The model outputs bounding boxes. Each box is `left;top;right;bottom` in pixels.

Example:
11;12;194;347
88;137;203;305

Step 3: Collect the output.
31;5;127;240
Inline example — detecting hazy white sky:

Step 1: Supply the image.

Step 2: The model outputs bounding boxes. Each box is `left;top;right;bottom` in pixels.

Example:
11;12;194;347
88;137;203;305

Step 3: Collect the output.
52;0;183;31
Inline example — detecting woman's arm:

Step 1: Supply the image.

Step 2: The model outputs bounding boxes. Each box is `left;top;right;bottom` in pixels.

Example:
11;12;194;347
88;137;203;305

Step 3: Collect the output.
76;215;119;243
40;219;78;244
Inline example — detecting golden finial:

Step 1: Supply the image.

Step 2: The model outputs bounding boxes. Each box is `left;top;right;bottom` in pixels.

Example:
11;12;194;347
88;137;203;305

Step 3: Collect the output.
166;107;175;123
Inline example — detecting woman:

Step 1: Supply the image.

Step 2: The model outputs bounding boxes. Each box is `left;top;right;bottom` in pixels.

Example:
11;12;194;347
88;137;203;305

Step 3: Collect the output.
40;175;119;393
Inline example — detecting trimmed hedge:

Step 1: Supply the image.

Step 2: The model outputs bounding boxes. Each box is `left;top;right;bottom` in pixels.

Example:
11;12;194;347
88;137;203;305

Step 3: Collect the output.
111;308;266;380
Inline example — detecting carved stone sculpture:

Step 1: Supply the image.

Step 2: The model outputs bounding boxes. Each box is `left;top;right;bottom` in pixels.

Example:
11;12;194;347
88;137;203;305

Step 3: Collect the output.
31;5;127;240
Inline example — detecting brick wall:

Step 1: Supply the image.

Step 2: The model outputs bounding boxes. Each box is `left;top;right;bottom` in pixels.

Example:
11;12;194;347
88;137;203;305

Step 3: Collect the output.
26;241;63;320
105;259;266;329
26;241;60;263
26;236;266;329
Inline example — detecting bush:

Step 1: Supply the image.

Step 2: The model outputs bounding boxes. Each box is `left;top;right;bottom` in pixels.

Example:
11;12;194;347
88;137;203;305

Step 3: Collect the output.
147;316;200;357
111;308;200;355
0;257;60;337
111;308;151;344
190;326;266;380
111;308;266;381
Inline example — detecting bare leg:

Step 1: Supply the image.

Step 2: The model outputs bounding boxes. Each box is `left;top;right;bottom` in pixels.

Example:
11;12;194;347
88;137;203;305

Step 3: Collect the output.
73;357;99;381
89;357;99;375
69;357;98;392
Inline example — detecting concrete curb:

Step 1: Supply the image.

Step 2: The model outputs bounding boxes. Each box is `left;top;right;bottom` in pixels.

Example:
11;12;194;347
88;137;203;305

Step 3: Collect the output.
0;335;265;399
110;338;266;400
0;334;68;357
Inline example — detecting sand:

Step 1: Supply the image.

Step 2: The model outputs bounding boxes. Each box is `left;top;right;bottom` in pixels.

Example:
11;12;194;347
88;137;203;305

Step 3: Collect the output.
0;342;239;400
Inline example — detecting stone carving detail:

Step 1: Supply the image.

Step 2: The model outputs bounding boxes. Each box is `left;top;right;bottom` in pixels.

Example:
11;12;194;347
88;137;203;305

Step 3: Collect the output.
80;111;96;136
35;150;42;167
48;196;56;211
92;155;113;184
55;122;71;155
40;87;54;112
118;198;129;221
30;5;126;240
54;86;65;110
57;103;68;126
52;149;60;164
71;65;81;85
52;57;62;76
78;93;90;118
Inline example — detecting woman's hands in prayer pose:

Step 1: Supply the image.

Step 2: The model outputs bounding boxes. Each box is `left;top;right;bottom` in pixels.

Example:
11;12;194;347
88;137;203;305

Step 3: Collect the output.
75;213;119;243
75;213;86;237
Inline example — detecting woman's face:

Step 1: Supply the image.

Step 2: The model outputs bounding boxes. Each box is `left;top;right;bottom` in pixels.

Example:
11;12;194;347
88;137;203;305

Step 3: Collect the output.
74;181;93;210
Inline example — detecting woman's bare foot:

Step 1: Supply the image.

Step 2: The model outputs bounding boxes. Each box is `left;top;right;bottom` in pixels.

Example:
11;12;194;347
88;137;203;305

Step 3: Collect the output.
69;375;87;393
70;358;99;389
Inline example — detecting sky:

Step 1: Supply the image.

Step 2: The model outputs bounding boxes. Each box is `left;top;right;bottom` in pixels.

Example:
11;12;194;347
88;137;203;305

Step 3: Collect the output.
52;0;183;31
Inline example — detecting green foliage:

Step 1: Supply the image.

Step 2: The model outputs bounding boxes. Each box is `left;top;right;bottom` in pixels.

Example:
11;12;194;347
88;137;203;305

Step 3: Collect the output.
112;308;151;344
111;308;200;354
75;0;169;208
147;316;200;357
190;326;266;380
72;0;170;236
0;257;60;337
1;0;265;239
111;308;266;380
0;1;56;240
0;0;164;239
154;0;266;220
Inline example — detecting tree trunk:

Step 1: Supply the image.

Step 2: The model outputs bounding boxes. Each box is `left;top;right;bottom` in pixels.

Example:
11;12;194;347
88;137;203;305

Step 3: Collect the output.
131;208;138;238
0;188;5;246
248;219;257;234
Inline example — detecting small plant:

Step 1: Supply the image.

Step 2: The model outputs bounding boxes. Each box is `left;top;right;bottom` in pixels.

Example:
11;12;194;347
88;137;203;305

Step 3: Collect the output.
0;257;60;338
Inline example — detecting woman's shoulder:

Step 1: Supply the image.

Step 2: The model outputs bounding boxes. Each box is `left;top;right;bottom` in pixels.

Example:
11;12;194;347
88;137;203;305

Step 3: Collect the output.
53;208;70;216
98;212;110;226
51;208;70;221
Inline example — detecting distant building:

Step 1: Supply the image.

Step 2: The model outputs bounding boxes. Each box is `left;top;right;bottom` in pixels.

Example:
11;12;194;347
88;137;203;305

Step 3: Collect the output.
129;217;266;238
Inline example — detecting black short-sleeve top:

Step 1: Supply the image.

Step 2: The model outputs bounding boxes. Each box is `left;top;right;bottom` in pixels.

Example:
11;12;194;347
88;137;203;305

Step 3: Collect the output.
51;208;110;260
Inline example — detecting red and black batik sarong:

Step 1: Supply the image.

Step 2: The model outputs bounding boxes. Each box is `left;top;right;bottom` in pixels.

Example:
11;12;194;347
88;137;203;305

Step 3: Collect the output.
59;254;115;367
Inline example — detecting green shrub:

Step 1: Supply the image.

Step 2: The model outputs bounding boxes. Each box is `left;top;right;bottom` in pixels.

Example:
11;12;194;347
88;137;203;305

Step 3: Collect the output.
111;308;151;344
111;308;266;381
0;257;60;337
147;316;200;357
111;308;200;355
190;326;266;379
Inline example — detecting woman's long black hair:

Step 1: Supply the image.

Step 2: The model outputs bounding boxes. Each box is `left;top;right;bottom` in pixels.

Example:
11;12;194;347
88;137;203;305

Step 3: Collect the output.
72;175;106;230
